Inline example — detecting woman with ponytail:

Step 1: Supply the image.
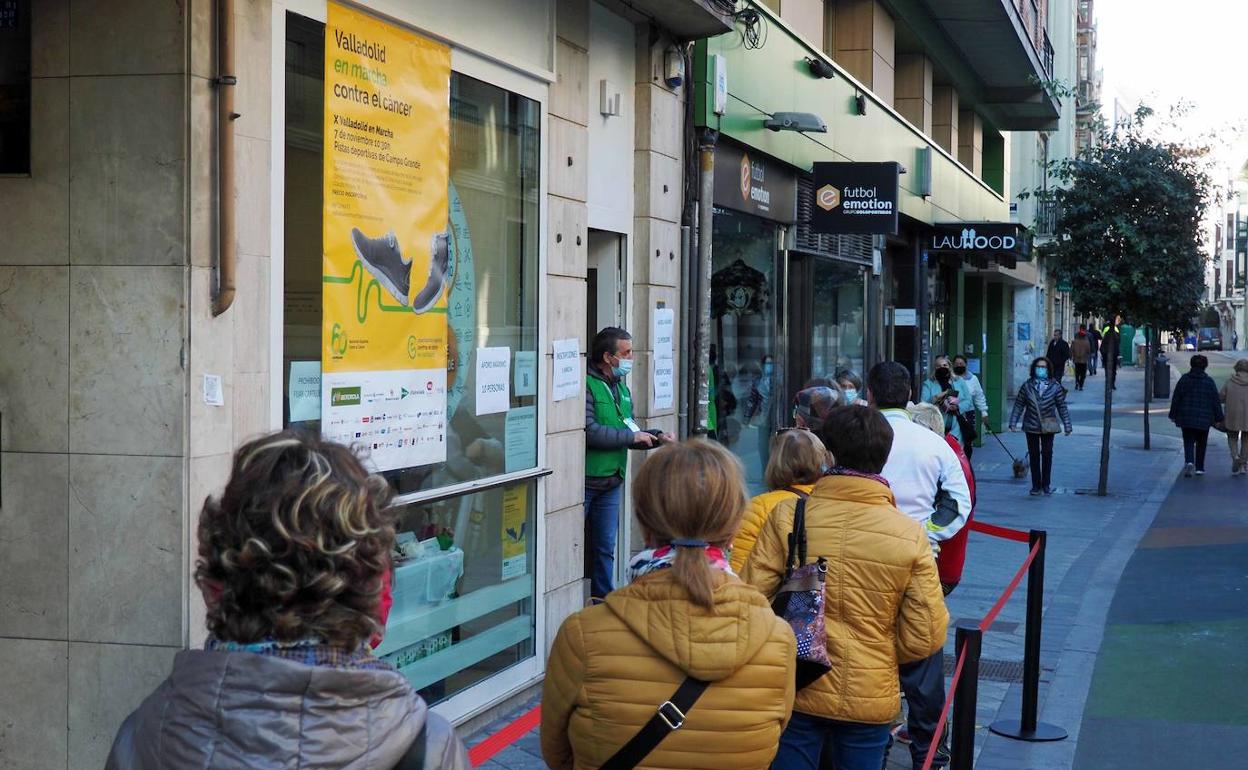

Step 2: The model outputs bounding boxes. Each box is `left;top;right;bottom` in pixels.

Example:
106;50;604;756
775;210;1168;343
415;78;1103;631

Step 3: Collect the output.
542;440;796;770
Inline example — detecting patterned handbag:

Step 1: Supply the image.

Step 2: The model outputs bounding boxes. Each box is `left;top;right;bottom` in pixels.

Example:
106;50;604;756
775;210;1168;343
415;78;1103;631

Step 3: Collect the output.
770;498;832;689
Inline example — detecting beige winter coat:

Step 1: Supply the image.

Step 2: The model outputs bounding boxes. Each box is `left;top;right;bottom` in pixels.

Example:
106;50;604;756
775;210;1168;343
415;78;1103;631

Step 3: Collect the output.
1221;371;1248;432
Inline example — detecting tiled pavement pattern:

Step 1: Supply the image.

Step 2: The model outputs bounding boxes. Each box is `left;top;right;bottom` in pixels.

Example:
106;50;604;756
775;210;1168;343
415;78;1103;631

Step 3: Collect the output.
475;356;1246;768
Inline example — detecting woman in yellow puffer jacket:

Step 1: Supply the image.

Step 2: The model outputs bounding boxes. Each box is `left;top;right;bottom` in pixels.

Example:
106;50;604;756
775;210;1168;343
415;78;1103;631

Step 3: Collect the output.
730;428;831;572
742;407;948;770
542;440;796;770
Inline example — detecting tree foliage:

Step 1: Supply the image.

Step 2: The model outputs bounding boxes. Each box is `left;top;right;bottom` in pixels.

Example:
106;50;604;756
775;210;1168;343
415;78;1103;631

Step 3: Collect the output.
1035;106;1212;332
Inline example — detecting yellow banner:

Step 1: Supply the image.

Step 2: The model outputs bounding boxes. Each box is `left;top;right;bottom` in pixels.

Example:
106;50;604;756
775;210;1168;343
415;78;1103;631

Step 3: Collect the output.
321;3;451;471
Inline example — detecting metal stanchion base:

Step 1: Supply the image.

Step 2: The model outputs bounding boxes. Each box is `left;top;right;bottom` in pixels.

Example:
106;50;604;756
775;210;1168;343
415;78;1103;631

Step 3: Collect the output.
988;719;1068;742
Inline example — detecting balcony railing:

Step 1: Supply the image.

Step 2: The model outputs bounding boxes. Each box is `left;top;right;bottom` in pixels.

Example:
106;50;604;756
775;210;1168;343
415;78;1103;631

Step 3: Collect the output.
1036;199;1060;237
1043;31;1055;77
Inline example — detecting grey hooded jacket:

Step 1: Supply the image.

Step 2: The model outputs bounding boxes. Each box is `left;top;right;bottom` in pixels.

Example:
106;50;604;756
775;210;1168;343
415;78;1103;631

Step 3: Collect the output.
105;649;469;770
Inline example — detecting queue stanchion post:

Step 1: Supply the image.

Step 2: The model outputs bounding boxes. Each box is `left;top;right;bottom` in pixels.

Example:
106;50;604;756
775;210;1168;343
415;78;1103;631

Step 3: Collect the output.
989;529;1068;742
950;627;982;770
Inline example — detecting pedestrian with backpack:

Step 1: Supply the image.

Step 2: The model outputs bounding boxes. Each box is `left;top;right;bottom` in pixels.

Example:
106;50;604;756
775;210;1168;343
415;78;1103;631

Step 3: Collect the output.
106;432;468;770
542;440;796;770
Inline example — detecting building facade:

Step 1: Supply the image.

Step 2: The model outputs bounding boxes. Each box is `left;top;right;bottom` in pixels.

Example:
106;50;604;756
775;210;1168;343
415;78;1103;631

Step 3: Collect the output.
0;0;733;766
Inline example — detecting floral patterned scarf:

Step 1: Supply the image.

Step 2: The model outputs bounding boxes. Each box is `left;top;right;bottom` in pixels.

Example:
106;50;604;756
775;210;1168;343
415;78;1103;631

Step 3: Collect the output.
627;544;735;583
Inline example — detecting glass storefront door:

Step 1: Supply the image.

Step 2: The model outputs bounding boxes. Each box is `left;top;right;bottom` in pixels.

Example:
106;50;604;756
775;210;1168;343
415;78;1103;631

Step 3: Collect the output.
710;209;782;496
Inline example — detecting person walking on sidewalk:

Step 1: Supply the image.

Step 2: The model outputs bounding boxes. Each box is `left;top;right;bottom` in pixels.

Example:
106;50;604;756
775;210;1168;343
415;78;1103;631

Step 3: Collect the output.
1220;359;1248;475
730;428;831;572
1009;356;1074;496
584;327;673;600
1102;316;1123;390
868;361;971;770
1088;324;1101;376
1071;327;1093;391
952;354;989;460
920;356;973;446
1169;354;1225;478
543;440;796;770
106;432;469;770
1046;329;1072;387
743;406;948;770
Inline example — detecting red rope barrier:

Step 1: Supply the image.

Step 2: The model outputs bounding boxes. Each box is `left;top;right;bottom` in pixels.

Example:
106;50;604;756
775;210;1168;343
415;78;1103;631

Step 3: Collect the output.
968;520;1032;543
468;704;542;767
921;646;967;770
978;542;1041;632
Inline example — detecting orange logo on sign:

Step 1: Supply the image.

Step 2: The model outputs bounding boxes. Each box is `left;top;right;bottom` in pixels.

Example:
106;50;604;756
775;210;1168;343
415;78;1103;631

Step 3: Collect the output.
740;153;752;202
816;184;841;211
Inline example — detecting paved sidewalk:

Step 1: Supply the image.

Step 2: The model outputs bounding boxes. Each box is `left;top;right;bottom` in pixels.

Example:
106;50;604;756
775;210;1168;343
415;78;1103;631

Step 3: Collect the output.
470;363;1195;769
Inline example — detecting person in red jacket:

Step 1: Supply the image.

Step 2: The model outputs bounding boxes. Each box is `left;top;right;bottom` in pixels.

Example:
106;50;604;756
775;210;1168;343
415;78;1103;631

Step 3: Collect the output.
908;403;975;593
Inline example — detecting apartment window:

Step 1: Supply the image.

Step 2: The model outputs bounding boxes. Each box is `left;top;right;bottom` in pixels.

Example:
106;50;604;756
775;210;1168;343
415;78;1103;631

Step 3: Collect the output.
1228;214;1235;250
0;0;31;174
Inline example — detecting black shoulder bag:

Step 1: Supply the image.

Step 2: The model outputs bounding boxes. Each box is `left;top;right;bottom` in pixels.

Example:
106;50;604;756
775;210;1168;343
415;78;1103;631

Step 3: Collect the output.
597;676;711;770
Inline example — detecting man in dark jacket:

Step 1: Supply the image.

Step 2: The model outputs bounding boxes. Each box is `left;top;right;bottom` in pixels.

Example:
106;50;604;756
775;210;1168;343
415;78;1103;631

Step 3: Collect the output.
584;327;672;599
1102;316;1123;390
1088;325;1101;375
1046;329;1072;387
1169;354;1225;477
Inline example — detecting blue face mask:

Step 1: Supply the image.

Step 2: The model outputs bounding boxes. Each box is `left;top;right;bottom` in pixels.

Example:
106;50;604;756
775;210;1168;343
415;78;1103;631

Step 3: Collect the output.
613;357;633;378
843;388;859;404
1035;367;1049;380
763;363;774;377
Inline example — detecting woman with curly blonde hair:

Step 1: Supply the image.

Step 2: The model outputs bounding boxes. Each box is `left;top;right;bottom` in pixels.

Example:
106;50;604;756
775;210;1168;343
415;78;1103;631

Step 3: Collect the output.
106;431;468;770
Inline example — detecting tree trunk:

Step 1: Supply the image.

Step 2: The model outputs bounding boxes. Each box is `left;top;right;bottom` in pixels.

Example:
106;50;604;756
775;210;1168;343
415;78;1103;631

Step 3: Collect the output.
1098;344;1114;496
1143;330;1152;450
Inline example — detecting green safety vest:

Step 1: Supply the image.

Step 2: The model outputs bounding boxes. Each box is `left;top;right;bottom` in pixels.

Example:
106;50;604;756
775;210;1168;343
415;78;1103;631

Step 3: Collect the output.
586;375;634;479
708;367;718;433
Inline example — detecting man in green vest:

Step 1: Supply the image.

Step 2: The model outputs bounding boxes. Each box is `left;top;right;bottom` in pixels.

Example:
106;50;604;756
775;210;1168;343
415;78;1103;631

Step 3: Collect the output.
1102;314;1123;391
584;327;672;599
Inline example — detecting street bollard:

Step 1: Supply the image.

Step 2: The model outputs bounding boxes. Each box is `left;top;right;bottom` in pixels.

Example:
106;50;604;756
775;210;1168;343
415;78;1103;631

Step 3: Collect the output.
950;627;982;770
989;530;1069;742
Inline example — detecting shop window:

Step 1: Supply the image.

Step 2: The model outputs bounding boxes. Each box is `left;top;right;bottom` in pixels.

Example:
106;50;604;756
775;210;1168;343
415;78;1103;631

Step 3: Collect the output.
0;0;31;175
710;209;781;496
281;11;540;707
810;261;867;381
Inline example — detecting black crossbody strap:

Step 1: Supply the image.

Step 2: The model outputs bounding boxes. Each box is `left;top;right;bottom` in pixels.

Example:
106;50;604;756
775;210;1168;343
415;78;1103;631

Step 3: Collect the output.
598;676;711;770
786;497;808;571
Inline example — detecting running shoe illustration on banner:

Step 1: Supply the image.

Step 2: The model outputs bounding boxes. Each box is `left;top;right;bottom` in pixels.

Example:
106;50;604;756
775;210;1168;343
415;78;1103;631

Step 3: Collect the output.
411;231;450;314
351;228;411;306
349;228;451;314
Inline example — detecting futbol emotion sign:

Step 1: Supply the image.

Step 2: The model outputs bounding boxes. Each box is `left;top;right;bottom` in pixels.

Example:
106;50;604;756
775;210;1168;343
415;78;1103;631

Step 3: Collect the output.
810;161;900;235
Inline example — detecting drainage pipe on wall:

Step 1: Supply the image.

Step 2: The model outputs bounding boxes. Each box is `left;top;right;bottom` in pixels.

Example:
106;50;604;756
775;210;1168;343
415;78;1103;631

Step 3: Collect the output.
678;223;692;438
213;0;238;317
692;129;718;434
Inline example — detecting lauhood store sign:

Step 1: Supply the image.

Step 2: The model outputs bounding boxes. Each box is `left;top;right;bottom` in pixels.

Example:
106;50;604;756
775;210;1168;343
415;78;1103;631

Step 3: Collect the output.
928;222;1031;261
713;141;797;223
810;161;900;235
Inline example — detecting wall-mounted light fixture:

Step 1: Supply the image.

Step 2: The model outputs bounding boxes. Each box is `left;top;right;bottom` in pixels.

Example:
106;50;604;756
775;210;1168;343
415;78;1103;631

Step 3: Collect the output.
764;111;828;133
854;93;867;116
805;56;836;79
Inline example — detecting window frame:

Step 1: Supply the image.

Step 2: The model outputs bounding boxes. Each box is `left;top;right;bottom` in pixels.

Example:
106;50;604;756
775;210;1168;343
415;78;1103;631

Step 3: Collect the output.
270;0;551;723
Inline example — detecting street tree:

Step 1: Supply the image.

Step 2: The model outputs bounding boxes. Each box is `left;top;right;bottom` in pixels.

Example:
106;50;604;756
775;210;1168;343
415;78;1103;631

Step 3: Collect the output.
1033;105;1213;495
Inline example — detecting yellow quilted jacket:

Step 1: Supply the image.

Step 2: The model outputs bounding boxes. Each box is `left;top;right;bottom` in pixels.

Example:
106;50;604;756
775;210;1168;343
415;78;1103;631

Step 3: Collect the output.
741;474;948;724
541;570;796;770
731;484;816;573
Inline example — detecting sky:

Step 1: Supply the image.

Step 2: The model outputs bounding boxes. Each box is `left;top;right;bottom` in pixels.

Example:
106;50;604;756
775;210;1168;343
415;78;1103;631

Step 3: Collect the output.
1095;0;1248;174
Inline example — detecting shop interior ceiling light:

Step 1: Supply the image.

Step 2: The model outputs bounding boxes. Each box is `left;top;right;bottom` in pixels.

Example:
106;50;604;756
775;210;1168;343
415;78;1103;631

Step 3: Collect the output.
764;111;827;133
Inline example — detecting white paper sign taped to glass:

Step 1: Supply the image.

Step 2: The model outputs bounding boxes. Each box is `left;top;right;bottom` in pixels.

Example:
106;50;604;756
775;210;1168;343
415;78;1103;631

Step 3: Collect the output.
551;337;582;402
288;361;322;422
504;406;537;473
652;357;675;411
652;308;675;360
513;350;537;397
476;346;511;415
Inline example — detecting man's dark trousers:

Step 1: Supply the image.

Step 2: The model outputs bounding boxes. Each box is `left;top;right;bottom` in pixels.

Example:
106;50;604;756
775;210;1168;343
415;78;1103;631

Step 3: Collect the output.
900;649;949;768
